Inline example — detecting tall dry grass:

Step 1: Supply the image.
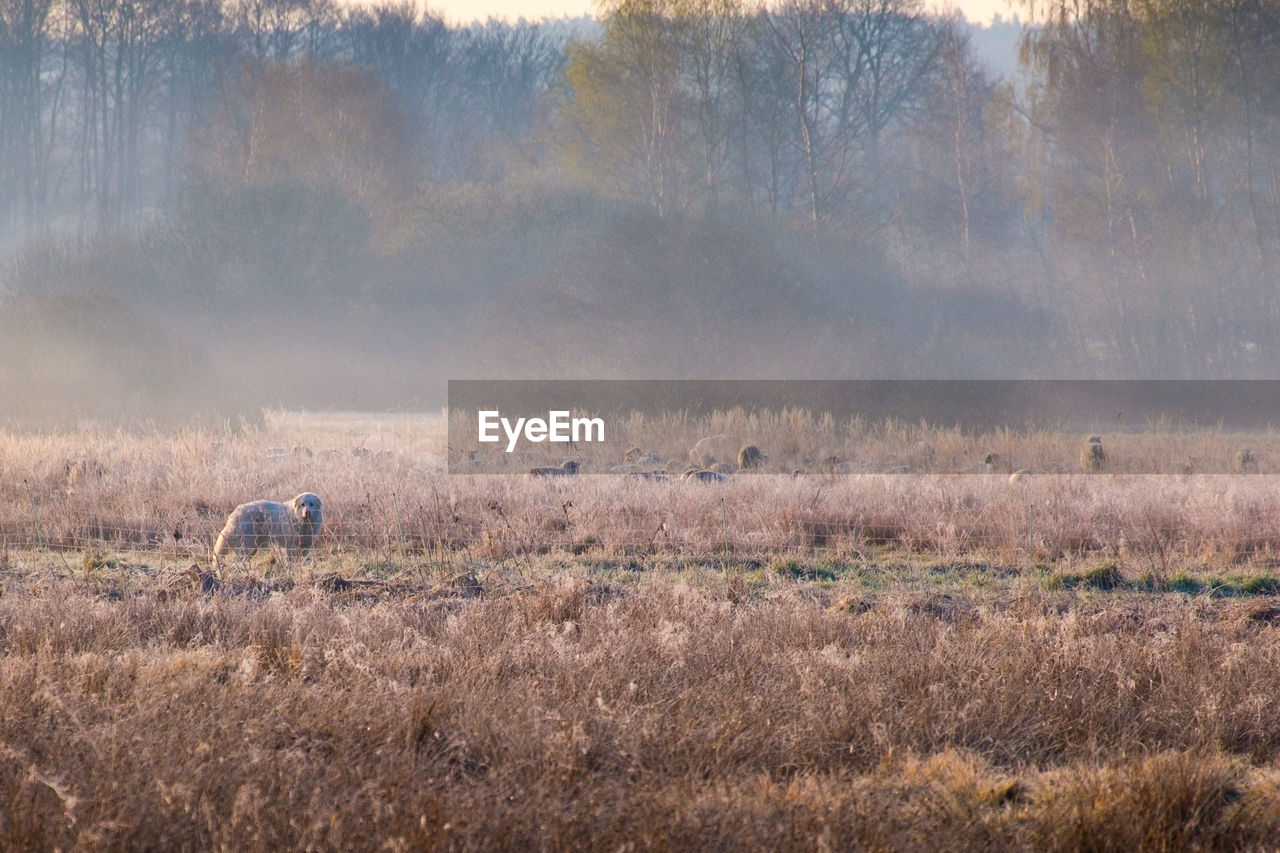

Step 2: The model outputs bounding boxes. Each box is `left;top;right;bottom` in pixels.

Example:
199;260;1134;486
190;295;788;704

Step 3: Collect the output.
2;568;1280;849
4;411;1280;573
5;412;1280;847
451;406;1280;475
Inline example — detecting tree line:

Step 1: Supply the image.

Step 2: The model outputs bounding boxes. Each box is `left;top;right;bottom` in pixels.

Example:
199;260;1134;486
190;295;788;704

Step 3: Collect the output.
2;0;1280;418
0;0;576;240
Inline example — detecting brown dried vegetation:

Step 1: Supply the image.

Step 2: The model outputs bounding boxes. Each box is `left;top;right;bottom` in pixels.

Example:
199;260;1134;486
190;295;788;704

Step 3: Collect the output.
1;568;1280;849
3;412;1280;847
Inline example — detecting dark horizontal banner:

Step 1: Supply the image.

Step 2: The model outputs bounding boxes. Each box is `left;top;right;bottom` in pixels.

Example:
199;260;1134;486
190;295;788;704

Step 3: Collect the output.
447;380;1280;475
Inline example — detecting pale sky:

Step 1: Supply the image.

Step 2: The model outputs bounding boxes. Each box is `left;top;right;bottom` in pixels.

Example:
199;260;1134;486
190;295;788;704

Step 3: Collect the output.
426;0;1024;26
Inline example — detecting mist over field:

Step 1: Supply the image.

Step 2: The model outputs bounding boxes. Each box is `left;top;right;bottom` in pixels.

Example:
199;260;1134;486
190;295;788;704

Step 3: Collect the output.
1;0;1277;423
9;5;1280;843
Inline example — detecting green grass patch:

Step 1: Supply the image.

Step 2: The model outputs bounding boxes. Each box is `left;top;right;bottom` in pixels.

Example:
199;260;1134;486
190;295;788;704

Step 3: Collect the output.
768;557;841;583
1058;562;1125;591
1142;570;1280;597
1239;575;1280;595
1168;571;1205;595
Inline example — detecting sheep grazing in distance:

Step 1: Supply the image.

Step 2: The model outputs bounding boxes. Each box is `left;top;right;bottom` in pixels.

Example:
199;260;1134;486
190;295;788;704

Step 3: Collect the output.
688;434;735;467
624;446;663;466
682;466;728;484
530;460;579;477
626;470;672;482
1080;436;1106;472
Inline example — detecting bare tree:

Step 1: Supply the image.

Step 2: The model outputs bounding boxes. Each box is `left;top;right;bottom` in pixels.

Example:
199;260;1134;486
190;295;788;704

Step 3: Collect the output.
567;0;689;215
231;0;323;65
70;0;173;228
0;0;63;236
762;0;839;222
341;2;457;174
677;0;744;198
761;0;938;223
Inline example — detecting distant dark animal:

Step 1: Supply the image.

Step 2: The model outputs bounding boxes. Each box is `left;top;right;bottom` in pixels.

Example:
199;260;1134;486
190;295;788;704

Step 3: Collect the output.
530;460;579;477
1235;447;1257;473
738;445;765;470
1081;436;1106;472
213;492;323;570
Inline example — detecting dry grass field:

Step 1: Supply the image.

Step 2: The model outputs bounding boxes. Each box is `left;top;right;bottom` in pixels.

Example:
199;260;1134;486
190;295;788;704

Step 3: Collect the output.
5;411;1280;849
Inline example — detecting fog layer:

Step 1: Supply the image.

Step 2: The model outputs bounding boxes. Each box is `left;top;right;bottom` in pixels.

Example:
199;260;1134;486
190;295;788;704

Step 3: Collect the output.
1;0;1275;422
